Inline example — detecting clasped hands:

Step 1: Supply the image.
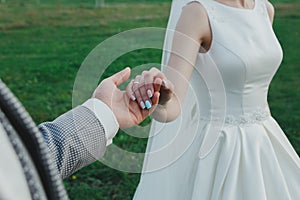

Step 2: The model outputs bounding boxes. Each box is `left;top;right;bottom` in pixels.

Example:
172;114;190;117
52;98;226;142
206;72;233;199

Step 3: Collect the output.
92;67;174;129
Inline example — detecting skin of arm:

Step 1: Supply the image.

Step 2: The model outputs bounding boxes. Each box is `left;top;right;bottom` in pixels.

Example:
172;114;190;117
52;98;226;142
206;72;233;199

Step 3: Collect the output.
266;1;275;24
151;2;211;122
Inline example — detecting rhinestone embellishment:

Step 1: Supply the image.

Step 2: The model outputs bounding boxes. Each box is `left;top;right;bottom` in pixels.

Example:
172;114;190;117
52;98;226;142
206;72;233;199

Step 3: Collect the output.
201;109;270;126
224;109;270;125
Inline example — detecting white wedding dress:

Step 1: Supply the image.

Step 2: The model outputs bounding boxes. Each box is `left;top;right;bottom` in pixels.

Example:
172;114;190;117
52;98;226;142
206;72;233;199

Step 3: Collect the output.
133;0;300;199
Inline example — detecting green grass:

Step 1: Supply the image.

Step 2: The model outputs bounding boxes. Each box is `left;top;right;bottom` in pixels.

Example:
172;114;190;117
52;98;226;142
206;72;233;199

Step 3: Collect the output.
0;1;299;199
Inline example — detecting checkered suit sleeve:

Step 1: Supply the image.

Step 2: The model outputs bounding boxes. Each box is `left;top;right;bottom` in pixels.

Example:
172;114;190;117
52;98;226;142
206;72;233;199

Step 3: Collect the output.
38;105;107;179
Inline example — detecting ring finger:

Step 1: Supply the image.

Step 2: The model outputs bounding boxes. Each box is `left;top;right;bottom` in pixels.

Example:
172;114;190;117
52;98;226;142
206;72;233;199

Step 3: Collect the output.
132;76;146;109
138;76;152;110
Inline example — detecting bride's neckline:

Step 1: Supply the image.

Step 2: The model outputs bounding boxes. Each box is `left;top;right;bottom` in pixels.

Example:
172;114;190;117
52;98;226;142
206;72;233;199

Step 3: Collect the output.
211;0;257;11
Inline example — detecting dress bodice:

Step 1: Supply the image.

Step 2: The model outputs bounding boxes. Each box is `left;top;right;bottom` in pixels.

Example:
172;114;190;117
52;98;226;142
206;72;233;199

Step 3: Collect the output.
188;0;283;119
179;0;284;156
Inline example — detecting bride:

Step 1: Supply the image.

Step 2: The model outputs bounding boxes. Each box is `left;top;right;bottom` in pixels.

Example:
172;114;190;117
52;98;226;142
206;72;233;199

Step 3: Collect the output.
127;0;300;199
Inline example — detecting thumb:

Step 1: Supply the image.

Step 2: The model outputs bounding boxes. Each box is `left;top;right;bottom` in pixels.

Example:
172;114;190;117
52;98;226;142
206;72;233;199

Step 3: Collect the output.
109;67;131;86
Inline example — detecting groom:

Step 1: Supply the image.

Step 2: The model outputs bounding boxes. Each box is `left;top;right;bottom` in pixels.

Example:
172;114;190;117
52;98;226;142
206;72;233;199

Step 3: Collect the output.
0;67;163;200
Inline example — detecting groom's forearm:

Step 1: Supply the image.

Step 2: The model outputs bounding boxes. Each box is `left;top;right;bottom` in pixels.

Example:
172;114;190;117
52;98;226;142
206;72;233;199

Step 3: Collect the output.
39;106;107;179
38;99;119;179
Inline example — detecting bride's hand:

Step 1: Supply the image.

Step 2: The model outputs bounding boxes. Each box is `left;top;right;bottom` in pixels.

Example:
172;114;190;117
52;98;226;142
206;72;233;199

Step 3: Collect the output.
126;67;174;109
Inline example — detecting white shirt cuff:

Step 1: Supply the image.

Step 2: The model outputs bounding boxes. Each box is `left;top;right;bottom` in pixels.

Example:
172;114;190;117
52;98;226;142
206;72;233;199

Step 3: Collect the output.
82;98;119;146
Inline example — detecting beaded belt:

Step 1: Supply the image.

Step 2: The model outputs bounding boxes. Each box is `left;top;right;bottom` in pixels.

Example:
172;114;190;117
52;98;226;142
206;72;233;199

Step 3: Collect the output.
200;109;271;126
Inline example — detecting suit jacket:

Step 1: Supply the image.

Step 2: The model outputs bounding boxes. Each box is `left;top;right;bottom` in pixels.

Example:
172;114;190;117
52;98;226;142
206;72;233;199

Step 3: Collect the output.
0;104;108;200
39;105;107;179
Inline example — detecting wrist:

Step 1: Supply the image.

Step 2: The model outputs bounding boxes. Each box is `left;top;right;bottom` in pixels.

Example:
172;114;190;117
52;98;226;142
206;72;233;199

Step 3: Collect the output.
158;92;174;106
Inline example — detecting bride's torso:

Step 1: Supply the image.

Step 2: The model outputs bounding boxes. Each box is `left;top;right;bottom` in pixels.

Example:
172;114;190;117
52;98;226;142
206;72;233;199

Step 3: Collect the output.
146;0;284;160
189;0;283;118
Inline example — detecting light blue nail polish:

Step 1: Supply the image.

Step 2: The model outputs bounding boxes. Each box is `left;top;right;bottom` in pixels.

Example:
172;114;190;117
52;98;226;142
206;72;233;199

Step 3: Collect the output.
145;100;152;109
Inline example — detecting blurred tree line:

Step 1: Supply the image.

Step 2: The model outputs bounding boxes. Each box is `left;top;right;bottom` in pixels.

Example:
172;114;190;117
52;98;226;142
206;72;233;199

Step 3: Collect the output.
0;0;170;7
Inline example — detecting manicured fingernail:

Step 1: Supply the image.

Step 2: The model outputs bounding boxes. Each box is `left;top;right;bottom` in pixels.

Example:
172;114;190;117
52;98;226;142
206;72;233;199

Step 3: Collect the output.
140;101;146;109
145;100;152;109
162;79;167;87
147;90;153;98
131;95;136;101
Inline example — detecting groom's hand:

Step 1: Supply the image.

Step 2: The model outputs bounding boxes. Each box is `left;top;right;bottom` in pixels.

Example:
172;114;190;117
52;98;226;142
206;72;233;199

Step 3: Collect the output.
92;67;160;129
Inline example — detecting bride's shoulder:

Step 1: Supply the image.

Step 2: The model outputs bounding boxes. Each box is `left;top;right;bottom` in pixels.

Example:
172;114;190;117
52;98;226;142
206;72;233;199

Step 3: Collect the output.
179;1;211;39
181;1;209;24
265;0;275;23
184;1;208;15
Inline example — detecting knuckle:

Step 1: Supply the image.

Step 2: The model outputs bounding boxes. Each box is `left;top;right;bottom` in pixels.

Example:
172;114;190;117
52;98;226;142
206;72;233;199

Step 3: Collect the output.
159;71;165;77
135;75;141;79
150;67;157;71
142;71;147;76
144;72;151;80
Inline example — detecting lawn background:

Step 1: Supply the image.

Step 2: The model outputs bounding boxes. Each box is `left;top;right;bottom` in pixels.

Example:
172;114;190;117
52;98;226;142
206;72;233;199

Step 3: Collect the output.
0;0;299;199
